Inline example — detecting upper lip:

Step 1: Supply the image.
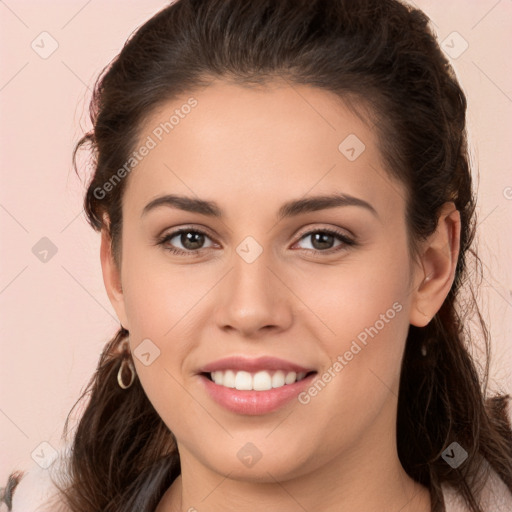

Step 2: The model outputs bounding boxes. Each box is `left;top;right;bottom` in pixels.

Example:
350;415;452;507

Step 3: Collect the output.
198;356;316;374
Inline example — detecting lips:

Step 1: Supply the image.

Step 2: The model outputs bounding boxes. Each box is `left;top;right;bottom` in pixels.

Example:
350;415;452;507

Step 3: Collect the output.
199;373;317;415
197;355;318;415
198;355;315;374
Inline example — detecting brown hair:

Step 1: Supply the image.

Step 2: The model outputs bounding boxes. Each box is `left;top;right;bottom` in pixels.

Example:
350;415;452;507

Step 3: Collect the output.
3;0;511;511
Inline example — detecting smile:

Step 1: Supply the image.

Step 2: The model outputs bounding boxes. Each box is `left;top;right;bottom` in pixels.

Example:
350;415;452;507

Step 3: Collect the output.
207;369;310;390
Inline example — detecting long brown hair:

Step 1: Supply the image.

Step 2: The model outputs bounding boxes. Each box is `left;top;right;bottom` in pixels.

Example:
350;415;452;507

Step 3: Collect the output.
3;1;511;511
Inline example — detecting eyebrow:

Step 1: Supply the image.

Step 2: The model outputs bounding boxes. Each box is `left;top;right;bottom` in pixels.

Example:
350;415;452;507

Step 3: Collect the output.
141;192;378;220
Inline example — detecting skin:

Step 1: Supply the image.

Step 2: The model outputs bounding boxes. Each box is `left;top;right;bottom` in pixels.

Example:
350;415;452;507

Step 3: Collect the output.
100;79;460;512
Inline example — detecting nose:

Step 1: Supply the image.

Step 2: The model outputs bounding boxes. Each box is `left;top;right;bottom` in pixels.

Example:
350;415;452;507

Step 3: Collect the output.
213;246;294;339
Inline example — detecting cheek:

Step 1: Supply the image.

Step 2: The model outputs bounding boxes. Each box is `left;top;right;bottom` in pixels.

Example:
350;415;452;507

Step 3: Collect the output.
121;236;204;341
118;242;197;412
294;245;412;411
295;244;411;349
122;262;205;436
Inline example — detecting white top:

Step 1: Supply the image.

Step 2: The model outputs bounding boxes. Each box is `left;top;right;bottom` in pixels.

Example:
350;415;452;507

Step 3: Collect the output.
4;450;512;512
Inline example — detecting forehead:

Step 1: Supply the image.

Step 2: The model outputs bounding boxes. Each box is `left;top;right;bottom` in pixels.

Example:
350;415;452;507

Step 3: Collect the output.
123;80;405;221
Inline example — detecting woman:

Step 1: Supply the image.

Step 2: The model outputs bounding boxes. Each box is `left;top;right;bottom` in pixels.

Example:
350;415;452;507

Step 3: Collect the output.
2;0;511;511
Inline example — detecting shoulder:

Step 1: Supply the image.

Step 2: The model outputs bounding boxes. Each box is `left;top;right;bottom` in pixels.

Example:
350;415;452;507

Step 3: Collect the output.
2;443;71;512
442;465;512;512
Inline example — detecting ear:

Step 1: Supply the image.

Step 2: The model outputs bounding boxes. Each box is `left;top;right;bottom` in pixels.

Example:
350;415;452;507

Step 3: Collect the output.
100;222;129;329
409;202;461;327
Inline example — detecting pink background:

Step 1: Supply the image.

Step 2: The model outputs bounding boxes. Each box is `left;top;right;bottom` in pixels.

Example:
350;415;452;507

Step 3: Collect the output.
1;0;511;480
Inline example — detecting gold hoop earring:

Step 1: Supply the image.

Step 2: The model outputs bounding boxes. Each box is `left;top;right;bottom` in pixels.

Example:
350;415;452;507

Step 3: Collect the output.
117;339;136;389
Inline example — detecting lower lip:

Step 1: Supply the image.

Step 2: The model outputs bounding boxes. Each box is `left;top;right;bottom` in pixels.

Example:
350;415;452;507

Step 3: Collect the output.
199;373;316;415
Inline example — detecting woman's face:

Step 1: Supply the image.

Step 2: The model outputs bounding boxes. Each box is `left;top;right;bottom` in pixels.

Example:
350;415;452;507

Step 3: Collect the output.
104;80;427;482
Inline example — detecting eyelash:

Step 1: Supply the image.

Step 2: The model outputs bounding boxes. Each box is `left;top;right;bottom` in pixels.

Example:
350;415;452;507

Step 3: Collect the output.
155;226;356;257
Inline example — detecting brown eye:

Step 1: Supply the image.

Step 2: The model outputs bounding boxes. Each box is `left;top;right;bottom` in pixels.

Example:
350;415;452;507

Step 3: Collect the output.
157;228;215;255
295;229;356;253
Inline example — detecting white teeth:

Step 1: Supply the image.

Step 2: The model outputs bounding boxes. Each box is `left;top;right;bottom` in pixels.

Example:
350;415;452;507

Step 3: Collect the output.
253;371;272;391
223;370;236;388
284;371;297;384
209;369;309;390
211;371;223;385
235;371;252;390
271;370;285;388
